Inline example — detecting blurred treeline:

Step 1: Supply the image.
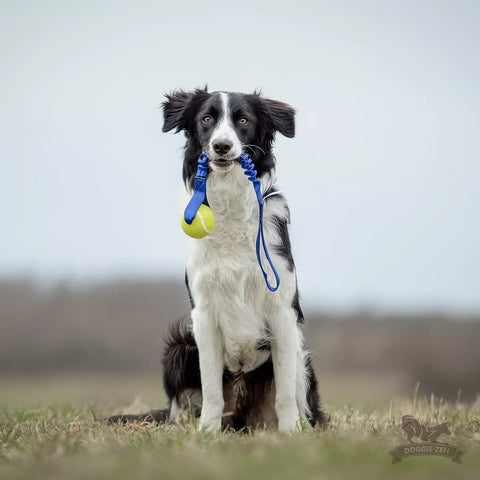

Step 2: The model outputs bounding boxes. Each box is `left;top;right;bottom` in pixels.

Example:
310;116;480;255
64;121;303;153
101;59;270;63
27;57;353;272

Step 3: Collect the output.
0;278;479;401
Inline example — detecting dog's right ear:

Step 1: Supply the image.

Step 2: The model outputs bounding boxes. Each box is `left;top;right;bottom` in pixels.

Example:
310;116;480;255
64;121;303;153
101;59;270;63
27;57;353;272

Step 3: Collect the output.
162;88;208;133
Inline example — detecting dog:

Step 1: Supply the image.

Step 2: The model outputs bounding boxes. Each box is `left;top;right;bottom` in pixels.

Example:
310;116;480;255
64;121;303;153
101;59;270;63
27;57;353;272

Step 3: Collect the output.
108;88;326;432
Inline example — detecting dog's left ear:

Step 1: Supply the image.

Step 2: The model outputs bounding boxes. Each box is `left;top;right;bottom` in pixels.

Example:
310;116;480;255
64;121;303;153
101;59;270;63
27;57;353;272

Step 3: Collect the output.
264;99;296;138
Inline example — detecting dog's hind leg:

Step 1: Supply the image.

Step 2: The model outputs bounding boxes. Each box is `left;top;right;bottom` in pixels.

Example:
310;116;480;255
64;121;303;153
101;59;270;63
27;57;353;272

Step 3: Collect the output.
168;388;203;426
304;356;327;427
105;318;202;427
163;318;203;425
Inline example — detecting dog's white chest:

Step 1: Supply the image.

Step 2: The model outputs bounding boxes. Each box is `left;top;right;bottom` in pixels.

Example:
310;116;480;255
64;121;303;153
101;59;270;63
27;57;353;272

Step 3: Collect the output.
186;165;272;372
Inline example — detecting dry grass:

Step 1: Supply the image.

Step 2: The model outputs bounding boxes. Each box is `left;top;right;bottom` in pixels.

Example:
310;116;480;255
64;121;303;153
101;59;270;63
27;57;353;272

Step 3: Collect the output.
1;381;479;480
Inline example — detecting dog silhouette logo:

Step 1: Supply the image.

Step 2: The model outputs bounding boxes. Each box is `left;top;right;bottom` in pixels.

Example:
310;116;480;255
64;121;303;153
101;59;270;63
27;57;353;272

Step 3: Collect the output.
401;415;452;444
389;415;465;464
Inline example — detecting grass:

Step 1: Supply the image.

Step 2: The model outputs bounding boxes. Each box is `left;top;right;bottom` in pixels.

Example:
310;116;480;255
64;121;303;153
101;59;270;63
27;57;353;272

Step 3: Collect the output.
0;377;479;480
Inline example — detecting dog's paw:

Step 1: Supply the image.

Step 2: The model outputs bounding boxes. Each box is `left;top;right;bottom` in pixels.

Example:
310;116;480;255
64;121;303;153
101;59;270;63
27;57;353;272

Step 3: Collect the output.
276;403;300;433
278;417;301;433
199;415;222;433
198;405;223;433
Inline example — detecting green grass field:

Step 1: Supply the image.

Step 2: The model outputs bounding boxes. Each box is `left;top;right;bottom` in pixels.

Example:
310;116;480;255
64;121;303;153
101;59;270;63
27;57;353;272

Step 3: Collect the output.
1;375;479;480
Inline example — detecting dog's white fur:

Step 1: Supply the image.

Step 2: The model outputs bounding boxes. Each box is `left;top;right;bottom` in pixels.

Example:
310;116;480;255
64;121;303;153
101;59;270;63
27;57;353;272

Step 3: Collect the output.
206;92;243;164
184;94;310;432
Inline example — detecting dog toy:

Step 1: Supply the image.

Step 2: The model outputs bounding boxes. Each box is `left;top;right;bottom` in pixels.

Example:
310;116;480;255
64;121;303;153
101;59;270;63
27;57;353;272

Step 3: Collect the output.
182;151;279;292
181;152;215;238
181;204;215;239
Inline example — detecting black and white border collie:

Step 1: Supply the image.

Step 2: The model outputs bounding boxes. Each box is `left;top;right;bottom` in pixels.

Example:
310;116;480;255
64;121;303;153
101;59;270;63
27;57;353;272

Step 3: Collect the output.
109;88;326;432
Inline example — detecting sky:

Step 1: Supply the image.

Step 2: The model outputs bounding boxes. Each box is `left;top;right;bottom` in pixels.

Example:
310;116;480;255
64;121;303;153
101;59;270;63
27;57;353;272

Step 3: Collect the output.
0;0;479;312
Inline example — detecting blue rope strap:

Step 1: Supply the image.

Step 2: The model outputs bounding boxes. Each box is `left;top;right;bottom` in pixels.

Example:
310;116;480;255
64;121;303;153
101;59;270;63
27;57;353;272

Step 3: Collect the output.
183;151;280;292
237;151;280;292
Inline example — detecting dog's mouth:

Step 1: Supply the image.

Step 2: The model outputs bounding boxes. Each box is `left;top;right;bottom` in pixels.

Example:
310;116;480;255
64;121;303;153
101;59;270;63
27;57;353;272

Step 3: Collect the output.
210;157;235;169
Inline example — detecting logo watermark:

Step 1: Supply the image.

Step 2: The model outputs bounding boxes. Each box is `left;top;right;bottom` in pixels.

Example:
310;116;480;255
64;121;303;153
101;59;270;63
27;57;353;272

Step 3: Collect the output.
389;415;465;464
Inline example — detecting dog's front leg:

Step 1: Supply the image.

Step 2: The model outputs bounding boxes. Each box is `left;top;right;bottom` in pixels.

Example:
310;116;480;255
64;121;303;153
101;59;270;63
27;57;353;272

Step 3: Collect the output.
270;309;300;433
192;308;224;432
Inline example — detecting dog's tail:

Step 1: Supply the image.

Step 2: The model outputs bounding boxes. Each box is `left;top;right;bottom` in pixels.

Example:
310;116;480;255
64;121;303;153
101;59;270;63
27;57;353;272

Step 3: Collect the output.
105;409;169;425
103;318;198;426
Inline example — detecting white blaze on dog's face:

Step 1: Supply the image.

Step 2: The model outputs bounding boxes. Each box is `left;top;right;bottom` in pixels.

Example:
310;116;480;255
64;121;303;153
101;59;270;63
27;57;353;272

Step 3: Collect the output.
197;92;252;172
208;93;242;171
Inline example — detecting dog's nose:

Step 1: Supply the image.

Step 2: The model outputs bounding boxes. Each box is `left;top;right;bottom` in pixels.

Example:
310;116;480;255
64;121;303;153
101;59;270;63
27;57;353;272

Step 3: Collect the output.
213;140;232;155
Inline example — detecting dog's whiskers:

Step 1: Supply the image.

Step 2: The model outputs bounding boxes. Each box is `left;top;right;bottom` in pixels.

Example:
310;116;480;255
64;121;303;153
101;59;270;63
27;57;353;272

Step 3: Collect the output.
243;144;266;155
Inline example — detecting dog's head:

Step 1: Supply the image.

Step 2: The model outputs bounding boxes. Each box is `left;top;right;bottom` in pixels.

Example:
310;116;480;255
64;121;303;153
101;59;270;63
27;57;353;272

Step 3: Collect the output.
161;88;295;180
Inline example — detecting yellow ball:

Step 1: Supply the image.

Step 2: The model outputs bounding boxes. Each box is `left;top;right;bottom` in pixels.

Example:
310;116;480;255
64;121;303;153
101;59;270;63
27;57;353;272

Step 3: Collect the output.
181;204;215;239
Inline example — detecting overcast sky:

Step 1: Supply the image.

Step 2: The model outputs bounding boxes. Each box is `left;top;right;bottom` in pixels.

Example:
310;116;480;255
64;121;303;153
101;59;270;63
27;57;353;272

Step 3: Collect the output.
1;0;479;312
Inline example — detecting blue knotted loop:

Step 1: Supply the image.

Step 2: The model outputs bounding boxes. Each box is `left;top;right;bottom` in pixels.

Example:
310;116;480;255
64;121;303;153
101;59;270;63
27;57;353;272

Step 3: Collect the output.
183;151;208;224
237;151;263;204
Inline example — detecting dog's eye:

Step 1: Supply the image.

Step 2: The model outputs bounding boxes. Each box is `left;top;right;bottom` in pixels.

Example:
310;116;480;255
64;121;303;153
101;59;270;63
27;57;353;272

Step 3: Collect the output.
239;117;248;125
202;116;212;124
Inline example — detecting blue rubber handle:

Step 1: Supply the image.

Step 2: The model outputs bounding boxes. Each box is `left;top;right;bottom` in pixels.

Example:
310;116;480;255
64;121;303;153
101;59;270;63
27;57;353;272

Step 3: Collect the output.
183;152;208;224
